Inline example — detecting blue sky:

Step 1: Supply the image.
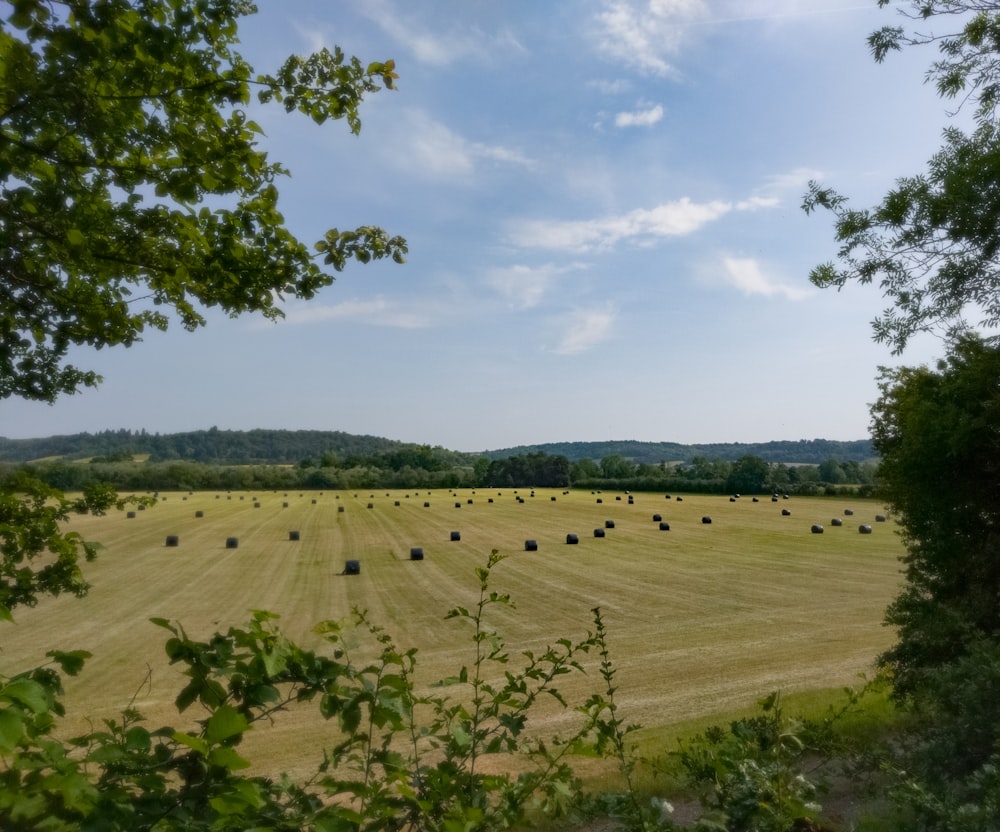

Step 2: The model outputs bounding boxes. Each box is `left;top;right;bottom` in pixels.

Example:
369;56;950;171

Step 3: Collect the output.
1;1;954;451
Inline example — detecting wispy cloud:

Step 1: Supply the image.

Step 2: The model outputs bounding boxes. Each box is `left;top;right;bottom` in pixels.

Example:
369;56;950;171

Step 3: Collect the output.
273;297;430;328
509;196;774;252
398;110;534;181
615;102;664;128
358;0;525;66
484;263;589;309
716;257;813;301
592;0;709;77
553;305;617;355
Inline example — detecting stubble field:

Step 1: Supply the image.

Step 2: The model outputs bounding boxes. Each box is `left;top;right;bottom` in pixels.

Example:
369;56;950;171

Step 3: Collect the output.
2;487;904;780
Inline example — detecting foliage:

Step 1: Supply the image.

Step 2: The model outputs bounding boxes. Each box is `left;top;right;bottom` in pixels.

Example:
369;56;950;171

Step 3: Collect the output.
674;692;825;832
0;0;406;402
870;336;1000;819
0;470;152;621
0;553;643;831
803;1;1000;353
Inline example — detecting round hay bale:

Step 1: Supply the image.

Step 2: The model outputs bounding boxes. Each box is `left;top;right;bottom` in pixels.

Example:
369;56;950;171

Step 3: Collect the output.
409;548;424;560
859;524;873;534
811;524;824;534
289;530;300;541
831;518;843;526
525;539;538;551
467;499;473;504
664;494;671;500
566;533;579;545
676;496;683;502
652;514;662;522
701;516;712;524
450;531;461;541
605;519;615;529
395;500;401;506
551;496;557;502
488;498;494;503
126;511;136;519
311;499;317;504
195;510;204;518
876;514;887;522
343;560;361;575
138;504;146;510
729;497;736;502
253;502;261;508
455;502;462;509
781;508;791;516
225;537;239;549
844;508;854;516
627;496;634;504
283;502;289;508
659;521;671;531
616;495;622;501
165;535;179;547
367;503;374;509
596;498;603;504
593;528;606;538
752;497;759;502
424;501;430;508
772;496;779;502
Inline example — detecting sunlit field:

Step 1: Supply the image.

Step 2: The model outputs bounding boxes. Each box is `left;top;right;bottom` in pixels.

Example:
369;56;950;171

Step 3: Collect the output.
2;488;904;780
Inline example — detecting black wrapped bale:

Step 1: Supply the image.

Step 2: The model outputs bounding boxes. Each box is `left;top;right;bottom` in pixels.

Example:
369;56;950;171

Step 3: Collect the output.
844;508;854;516
525;539;538;551
605;519;615;529
338;505;345;513
594;528;606;538
659;521;671;531
195;510;204;518
702;516;712;524
126;511;136;519
566;533;579;544
859;524;873;534
165;535;179;547
876;514;887;522
782;509;791;516
344;560;361;575
450;531;461;541
831;518;843;527
653;514;662;522
225;537;239;549
289;530;300;541
811;524;824;534
410;548;424;560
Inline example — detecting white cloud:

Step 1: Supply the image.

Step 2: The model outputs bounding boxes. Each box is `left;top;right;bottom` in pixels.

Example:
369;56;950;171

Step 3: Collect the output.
273;297;429;328
484;263;588;309
554;306;617;354
593;0;709;77
615;103;664;128
717;257;813;301
399;111;533;181
759;167;825;196
358;0;526;66
509;196;773;252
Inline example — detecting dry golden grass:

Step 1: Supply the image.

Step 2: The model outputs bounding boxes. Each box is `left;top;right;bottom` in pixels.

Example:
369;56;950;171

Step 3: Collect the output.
1;487;903;780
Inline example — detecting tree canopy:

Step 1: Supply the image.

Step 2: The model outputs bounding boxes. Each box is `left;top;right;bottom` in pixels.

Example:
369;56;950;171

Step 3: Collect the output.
803;1;1000;353
0;0;406;402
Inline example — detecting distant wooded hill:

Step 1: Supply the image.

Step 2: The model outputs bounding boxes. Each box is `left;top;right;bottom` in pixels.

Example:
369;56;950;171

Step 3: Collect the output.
0;429;874;466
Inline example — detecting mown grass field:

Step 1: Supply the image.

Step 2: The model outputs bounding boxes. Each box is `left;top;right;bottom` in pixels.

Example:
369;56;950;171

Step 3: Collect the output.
2;487;904;781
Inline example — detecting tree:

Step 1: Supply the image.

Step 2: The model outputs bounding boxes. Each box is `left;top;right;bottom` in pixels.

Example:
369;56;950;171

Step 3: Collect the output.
726;455;769;494
870;335;1000;813
1;0;407;402
803;1;1000;354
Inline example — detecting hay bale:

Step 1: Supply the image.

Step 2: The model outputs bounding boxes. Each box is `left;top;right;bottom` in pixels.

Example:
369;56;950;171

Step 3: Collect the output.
659;521;671;531
876;514;887;522
126;511;136;519
488;498;494;503
701;516;712;524
283;502;289;508
551;496;557;502
450;531;461;541
525;539;538;551
467;499;473;504
594;528;606;538
455;502;462;508
409;548;424;560
596;498;603;504
811;524;824;534
781;508;791;516
605;519;615;529
424;501;430;508
676;496;683;502
395;500;401;506
254;502;261;508
627;496;634;504
566;533;579;544
344;560;361;575
729;497;736;502
225;537;239;549
831;518;843;526
652;514;662;522
859;524;873;534
752;497;759;502
195;510;204;518
138;504;146;510
616;495;622;501
367;503;374;509
165;535;179;547
289;530;300;541
844;508;854;516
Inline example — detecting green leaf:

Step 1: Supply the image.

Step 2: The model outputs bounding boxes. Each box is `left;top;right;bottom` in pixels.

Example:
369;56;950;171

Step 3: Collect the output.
1;678;50;714
208;745;252;771
205;705;250;744
66;228;85;246
0;708;26;753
